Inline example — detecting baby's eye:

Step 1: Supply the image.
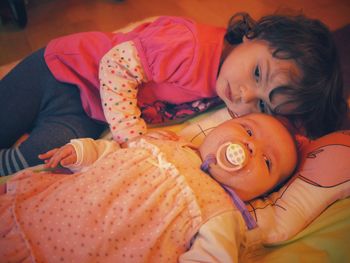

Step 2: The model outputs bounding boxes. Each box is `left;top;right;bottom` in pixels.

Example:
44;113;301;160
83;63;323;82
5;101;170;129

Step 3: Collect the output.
245;127;253;136
263;156;272;171
241;124;253;136
254;66;260;82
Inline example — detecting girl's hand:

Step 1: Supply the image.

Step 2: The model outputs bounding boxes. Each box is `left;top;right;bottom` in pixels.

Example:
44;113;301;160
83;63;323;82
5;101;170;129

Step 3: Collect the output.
38;144;77;168
143;130;179;141
123;130;179;147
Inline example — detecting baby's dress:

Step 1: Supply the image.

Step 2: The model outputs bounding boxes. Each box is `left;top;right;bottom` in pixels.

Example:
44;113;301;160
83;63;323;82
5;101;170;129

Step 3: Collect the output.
0;139;234;262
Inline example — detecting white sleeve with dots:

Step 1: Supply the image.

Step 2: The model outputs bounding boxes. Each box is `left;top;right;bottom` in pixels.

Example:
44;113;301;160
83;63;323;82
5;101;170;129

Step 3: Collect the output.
99;41;148;143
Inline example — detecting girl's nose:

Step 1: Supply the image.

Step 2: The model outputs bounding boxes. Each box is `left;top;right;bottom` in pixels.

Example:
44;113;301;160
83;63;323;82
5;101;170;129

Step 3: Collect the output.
239;85;257;103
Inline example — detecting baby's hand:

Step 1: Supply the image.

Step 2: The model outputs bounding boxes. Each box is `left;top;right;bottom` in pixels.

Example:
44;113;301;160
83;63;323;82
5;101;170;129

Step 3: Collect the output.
38;144;77;168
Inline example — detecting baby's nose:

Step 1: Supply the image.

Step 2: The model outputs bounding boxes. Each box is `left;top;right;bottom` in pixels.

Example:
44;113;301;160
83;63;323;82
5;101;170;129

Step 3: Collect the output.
243;140;255;156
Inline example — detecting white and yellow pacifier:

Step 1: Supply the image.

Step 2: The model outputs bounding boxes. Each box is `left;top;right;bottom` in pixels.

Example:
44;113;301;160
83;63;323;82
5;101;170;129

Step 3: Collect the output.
216;142;248;172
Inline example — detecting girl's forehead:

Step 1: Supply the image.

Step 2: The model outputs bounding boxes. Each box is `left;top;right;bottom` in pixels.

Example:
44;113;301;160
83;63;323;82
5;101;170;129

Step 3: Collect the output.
246;39;301;84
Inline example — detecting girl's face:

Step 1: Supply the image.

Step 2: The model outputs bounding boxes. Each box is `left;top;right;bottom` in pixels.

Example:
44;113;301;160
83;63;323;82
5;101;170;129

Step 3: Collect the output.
199;113;297;201
216;38;300;118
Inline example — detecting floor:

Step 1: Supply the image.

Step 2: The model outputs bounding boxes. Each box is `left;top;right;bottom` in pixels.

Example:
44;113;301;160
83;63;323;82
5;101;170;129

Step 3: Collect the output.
0;0;349;66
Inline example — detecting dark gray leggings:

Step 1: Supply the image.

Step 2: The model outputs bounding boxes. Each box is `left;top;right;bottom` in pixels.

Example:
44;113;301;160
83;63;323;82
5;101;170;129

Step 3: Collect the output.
0;48;106;176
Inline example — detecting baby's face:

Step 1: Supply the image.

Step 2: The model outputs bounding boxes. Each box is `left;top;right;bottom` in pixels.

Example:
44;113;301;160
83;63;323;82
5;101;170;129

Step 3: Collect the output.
216;37;300;118
199;113;297;201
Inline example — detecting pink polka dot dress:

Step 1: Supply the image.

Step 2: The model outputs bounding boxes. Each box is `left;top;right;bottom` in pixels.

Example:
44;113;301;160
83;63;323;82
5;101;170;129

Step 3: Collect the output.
0;139;234;262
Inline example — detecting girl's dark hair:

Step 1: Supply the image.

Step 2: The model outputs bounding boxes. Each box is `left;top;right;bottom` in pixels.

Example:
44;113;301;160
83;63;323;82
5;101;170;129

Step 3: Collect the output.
225;12;348;138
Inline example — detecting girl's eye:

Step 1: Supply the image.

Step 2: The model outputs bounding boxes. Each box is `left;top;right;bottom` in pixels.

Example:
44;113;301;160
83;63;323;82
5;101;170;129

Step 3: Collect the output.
263;156;272;171
254;66;260;82
259;99;266;113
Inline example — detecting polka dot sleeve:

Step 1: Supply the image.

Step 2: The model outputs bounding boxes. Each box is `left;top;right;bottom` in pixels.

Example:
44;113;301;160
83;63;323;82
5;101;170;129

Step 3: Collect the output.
99;41;147;143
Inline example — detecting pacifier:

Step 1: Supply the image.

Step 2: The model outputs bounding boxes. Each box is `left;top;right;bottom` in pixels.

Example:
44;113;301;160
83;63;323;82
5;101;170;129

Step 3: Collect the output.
216;142;248;172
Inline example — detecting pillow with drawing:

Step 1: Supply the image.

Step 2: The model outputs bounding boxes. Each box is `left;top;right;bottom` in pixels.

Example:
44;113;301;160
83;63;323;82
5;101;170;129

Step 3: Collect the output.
177;109;350;244
246;130;350;244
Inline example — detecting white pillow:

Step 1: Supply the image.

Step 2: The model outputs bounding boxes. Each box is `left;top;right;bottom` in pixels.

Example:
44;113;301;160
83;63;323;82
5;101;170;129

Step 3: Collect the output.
178;107;231;146
247;130;350;244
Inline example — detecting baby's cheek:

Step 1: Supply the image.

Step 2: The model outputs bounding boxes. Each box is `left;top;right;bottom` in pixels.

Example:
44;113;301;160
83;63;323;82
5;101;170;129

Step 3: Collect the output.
208;164;235;186
241;162;272;189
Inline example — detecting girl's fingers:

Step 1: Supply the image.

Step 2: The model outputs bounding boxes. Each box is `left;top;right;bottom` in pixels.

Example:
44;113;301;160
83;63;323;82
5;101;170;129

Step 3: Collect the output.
146;130;179;141
163;130;179;140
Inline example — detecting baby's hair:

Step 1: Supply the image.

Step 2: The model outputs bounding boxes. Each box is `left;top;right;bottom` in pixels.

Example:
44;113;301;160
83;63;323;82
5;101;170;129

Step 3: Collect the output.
225;12;348;138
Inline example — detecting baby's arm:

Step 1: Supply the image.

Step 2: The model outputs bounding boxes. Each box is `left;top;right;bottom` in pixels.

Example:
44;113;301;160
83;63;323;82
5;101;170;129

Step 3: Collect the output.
179;210;247;262
39;138;120;171
99;41;147;144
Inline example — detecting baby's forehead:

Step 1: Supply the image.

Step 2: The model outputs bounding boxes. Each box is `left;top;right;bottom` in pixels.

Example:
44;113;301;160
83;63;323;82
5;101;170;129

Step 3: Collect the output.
243;114;279;128
245;114;291;141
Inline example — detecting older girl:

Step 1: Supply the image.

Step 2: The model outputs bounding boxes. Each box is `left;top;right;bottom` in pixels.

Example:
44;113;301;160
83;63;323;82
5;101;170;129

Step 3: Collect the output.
0;13;346;175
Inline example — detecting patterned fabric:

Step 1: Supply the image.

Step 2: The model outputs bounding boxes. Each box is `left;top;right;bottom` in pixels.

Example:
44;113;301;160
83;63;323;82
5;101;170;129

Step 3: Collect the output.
0;148;28;176
99;39;224;143
99;41;147;142
140;97;223;125
44;16;226;127
0;139;234;262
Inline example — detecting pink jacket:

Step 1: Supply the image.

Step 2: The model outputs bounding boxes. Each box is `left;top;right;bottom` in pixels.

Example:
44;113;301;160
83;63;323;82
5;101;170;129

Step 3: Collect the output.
44;16;226;122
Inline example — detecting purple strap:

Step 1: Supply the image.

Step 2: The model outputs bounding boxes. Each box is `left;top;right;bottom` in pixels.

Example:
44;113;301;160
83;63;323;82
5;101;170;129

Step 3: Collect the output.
200;154;216;173
221;185;257;230
200;154;257;230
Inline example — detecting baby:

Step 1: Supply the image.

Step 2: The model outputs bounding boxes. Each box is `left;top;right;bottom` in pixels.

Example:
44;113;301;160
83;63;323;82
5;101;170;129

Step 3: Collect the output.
0;113;297;262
